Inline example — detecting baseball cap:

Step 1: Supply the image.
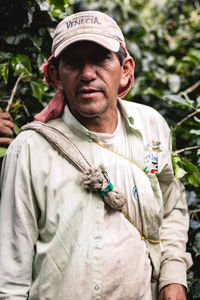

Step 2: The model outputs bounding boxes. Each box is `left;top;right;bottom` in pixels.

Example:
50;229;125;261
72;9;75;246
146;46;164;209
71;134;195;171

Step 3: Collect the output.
52;11;125;57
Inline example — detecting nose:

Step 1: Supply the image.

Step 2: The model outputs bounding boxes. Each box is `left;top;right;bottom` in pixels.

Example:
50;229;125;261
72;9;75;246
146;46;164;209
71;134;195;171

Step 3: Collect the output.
79;62;97;82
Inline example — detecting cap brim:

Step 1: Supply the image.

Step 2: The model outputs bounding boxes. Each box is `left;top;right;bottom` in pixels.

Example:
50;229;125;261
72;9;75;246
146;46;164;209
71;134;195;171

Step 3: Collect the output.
54;33;120;57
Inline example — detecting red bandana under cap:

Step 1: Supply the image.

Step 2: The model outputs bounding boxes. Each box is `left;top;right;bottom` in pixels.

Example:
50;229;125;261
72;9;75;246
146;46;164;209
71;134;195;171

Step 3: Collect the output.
35;45;134;123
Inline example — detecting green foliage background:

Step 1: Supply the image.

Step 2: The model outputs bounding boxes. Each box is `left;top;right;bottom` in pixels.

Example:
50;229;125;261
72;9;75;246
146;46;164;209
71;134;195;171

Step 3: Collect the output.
0;0;200;298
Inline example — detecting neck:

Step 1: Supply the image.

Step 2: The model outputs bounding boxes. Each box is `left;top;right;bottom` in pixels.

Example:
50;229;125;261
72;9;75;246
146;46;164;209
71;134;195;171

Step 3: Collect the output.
70;108;118;134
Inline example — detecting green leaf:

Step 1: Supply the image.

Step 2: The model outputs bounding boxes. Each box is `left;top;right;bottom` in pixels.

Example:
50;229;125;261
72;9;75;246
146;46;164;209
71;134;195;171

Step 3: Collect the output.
127;41;142;59
168;74;181;93
192;280;200;298
175;165;187;179
0;147;7;158
197;96;200;108
172;155;200;186
50;0;65;9
11;54;32;81
129;76;145;97
29;36;42;51
0;52;12;62
0;62;9;83
181;160;200;187
30;78;49;101
143;87;161;98
190;129;200;135
166;56;176;66
188;172;200;187
194;116;200;123
187;50;200;64
13;123;19;135
193;232;200;256
187;191;197;206
190;220;200;230
163;95;190;107
187;277;197;292
30;81;42;101
4;34;28;45
171;155;187;178
181;92;195;107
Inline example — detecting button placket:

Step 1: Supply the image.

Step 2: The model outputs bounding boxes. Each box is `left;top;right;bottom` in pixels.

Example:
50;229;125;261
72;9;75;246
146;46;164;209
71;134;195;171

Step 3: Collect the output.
92;198;104;299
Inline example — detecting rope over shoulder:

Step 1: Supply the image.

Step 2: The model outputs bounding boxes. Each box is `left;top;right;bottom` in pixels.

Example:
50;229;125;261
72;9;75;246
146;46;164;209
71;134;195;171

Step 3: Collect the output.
19;123;126;211
19;121;160;243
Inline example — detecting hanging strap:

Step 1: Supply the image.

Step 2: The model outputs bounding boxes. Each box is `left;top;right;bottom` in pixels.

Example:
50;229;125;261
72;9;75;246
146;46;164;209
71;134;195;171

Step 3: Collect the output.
20;121;90;172
19;121;126;211
19;121;160;243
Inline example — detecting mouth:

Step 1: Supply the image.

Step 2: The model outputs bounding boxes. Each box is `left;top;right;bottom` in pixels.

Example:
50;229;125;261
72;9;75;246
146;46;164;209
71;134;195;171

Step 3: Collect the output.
76;88;102;98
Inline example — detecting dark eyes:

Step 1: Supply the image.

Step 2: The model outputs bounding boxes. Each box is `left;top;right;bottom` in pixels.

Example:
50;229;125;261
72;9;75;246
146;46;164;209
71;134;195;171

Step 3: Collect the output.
62;53;111;69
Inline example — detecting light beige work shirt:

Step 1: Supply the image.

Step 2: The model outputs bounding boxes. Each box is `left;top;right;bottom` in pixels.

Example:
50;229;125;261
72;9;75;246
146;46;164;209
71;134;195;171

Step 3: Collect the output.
0;99;192;299
91;109;152;299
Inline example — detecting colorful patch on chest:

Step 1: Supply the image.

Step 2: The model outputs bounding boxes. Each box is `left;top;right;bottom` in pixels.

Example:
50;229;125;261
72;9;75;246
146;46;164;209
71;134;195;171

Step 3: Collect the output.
144;141;160;174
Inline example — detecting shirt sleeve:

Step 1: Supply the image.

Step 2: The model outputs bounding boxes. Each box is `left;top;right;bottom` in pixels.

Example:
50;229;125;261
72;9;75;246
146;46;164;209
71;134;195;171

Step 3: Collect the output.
0;137;39;299
157;131;193;291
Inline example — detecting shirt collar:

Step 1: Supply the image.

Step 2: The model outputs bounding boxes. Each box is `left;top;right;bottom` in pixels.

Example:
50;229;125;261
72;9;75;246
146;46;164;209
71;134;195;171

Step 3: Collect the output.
61;99;137;141
61;104;98;142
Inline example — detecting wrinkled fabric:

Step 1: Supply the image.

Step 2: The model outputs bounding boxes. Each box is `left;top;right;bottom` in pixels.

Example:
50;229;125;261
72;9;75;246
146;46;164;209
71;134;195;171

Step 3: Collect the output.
34;91;65;123
93;111;152;299
0;99;192;299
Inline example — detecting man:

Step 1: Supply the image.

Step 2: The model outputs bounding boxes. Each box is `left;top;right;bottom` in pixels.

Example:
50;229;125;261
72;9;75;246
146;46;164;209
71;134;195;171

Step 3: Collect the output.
0;111;14;146
0;11;192;299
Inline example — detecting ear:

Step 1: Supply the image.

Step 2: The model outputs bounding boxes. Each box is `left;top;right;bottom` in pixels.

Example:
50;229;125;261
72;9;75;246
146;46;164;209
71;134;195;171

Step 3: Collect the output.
48;64;63;91
119;57;135;89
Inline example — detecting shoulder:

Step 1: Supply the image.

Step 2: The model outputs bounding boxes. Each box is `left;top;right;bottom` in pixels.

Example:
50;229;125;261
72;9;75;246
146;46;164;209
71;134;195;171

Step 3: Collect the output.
120;99;170;132
6;118;65;157
121;99;167;123
6;129;36;157
119;99;171;147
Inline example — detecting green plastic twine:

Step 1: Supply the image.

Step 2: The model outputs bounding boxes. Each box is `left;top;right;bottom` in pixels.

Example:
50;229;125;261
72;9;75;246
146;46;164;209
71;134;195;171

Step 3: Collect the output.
100;179;113;197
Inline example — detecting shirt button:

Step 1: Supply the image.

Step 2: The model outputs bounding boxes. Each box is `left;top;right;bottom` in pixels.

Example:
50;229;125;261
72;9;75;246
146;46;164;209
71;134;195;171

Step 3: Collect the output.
97;204;101;208
94;285;100;290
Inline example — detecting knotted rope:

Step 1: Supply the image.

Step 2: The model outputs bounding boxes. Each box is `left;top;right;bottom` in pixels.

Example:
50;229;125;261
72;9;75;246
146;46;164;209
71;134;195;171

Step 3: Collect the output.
81;164;126;210
19;122;126;210
19;121;161;243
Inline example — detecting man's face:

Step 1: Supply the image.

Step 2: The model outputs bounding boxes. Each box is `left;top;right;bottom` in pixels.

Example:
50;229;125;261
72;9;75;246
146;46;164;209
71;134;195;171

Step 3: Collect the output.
56;41;123;121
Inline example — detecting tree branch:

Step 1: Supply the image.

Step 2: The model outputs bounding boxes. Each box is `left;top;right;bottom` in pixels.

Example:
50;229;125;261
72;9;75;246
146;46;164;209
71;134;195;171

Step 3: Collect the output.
173;79;200;131
190;209;200;214
174;145;200;155
178;79;200;96
6;72;24;112
173;108;200;131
